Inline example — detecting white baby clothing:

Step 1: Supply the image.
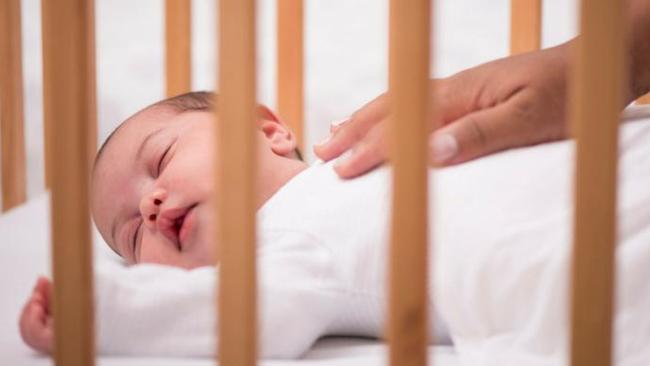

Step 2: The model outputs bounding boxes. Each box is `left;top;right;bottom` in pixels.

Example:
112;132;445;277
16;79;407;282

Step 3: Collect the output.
94;160;449;358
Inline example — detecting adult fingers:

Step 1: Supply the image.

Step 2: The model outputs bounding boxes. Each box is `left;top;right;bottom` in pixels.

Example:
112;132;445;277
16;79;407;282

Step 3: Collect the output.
314;93;389;161
329;117;350;134
333;121;388;179
430;88;543;166
433;75;483;126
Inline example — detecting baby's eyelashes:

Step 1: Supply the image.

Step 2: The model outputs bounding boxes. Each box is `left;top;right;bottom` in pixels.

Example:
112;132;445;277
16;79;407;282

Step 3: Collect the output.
155;139;176;178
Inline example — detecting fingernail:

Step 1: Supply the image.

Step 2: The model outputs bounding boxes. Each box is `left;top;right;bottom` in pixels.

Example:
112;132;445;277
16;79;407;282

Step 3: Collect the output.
430;133;458;163
331;117;350;128
317;134;332;146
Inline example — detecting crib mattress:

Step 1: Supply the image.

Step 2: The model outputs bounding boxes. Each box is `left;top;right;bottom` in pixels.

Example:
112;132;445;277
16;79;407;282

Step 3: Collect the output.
0;193;458;366
2;341;458;366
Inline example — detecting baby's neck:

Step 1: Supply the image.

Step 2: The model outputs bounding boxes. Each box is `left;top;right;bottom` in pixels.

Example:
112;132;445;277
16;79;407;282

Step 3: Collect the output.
256;158;308;209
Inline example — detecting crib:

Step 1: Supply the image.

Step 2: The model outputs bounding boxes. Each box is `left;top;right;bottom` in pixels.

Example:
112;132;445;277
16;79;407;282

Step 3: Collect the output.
0;0;639;365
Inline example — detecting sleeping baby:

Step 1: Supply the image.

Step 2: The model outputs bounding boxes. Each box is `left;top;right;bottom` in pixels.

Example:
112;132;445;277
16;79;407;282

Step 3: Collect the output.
19;91;450;357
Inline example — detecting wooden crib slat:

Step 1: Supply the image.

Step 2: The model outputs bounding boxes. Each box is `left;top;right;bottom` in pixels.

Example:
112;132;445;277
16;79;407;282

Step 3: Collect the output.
165;0;192;97
636;93;650;105
42;0;97;365
277;0;304;150
43;0;97;188
0;0;27;212
510;0;542;55
569;0;624;365
217;0;257;365
387;1;431;366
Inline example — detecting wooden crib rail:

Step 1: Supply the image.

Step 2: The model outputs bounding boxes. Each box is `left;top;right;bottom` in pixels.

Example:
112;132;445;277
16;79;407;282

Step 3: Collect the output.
42;0;97;365
277;0;304;150
387;1;431;365
510;0;542;54
217;0;258;364
0;0;27;212
569;0;623;365
165;0;192;97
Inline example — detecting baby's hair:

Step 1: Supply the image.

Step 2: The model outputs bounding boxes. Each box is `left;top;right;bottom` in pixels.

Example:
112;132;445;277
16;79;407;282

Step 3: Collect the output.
159;90;215;112
95;91;302;166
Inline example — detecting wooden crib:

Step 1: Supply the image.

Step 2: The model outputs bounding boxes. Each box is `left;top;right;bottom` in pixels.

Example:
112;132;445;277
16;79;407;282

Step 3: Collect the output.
0;0;636;365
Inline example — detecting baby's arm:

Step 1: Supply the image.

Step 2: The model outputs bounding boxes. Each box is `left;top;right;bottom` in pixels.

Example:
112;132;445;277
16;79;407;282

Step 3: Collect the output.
17;267;217;357
94;262;217;357
18;232;341;359
94;234;343;358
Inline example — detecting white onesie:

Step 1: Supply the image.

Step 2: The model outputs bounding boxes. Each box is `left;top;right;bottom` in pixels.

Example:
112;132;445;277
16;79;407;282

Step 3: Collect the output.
94;160;449;358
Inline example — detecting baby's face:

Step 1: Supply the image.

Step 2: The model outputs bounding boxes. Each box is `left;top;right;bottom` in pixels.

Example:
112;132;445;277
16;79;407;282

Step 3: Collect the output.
92;108;218;268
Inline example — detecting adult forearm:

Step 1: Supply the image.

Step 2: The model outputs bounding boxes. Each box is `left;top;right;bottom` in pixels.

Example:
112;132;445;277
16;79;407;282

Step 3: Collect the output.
627;0;650;98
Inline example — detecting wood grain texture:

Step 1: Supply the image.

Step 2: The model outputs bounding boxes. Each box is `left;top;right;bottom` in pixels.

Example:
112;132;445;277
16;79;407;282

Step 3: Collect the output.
0;0;27;211
217;0;257;365
568;1;624;366
277;0;304;150
165;0;192;97
636;93;650;104
387;1;431;366
41;0;97;365
42;0;97;188
42;0;53;189
510;0;542;55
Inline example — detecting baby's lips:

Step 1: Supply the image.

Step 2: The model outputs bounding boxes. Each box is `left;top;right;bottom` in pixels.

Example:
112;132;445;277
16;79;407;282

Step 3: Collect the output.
178;205;197;249
158;206;191;245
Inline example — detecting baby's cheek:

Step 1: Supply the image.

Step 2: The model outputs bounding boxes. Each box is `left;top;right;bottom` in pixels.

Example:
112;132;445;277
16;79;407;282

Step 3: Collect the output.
138;237;184;267
183;242;216;269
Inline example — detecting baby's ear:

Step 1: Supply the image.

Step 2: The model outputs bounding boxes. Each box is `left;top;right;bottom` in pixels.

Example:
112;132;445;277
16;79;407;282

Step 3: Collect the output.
257;105;297;157
257;104;281;122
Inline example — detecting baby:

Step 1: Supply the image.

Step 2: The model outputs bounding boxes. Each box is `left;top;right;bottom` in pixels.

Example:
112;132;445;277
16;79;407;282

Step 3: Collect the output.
19;91;449;358
90;91;306;268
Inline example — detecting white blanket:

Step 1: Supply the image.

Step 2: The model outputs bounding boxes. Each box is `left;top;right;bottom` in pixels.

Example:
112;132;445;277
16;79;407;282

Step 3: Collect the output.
433;110;650;366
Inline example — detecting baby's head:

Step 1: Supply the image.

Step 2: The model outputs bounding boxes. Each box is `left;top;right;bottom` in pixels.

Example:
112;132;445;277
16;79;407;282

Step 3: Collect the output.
92;91;306;269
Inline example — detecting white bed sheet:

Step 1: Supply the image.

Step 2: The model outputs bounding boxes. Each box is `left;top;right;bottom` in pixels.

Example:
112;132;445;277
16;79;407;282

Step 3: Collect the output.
0;193;458;365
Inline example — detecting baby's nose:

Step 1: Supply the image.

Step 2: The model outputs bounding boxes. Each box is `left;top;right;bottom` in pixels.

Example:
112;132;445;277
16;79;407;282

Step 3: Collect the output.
142;199;162;229
140;190;167;229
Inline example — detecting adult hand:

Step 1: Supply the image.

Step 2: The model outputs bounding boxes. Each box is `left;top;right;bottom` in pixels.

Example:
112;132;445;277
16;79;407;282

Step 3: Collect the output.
314;43;573;179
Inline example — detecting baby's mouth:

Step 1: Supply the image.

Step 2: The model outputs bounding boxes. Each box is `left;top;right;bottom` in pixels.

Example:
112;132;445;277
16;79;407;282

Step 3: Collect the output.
177;204;197;249
173;212;187;236
159;204;198;249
